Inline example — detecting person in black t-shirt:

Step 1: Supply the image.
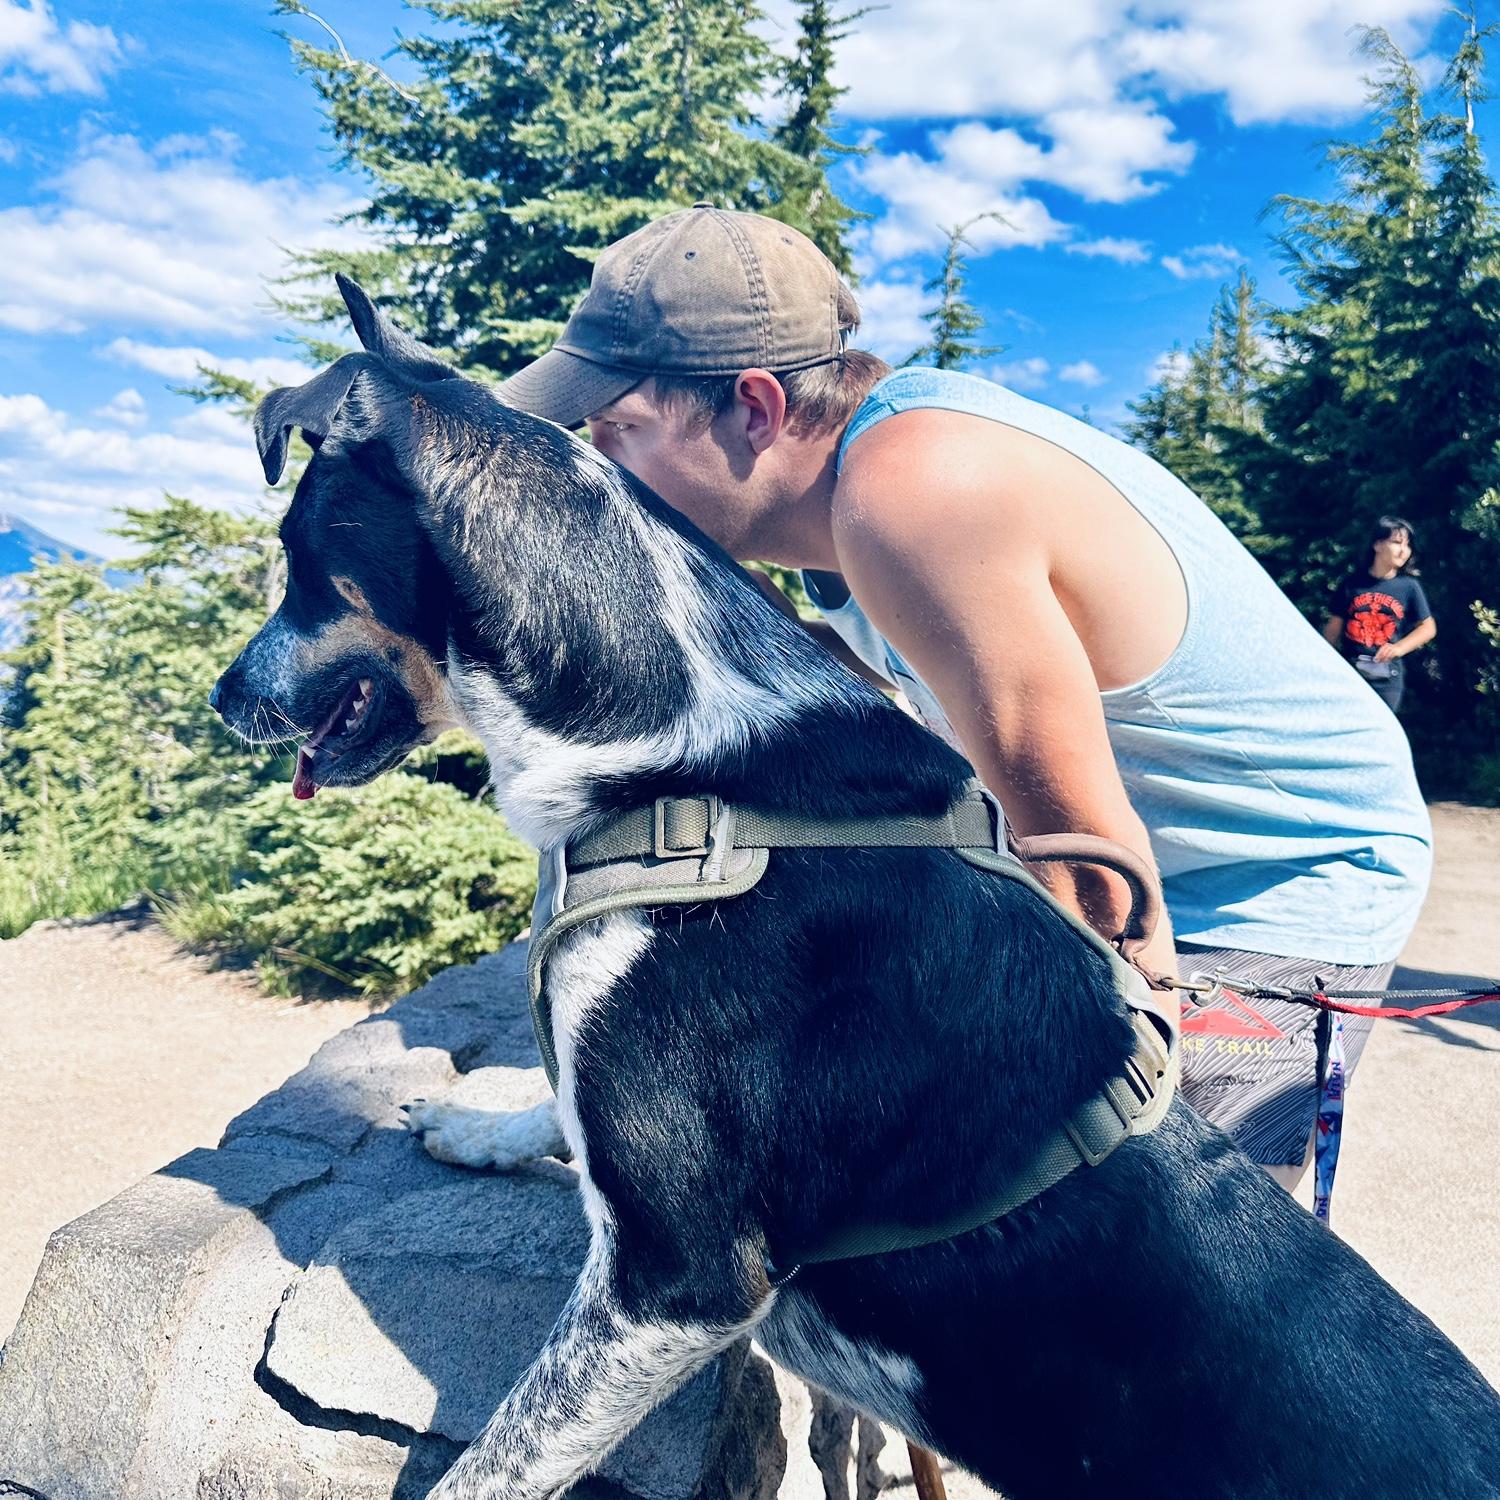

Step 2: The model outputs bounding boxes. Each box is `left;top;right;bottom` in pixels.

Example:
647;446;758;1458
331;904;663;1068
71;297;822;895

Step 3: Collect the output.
1322;515;1435;712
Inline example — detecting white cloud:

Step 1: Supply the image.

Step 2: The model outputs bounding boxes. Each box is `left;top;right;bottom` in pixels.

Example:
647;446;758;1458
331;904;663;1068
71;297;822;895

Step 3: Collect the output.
1150;348;1192;384
935;110;1194;204
983;357;1051;392
1119;0;1446;125
1059;360;1106;387
853;105;1190;270
1066;237;1153;265
1161;242;1243;280
103;337;313;391
760;0;1443;126
1028;105;1195;203
0;0;122;96
855;138;1073;265
853;275;930;362
0;389;268;553
93;386;146;426
0;130;364;339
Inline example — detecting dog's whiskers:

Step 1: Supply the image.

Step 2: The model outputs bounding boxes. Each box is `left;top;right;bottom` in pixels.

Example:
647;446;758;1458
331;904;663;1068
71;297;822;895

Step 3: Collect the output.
240;695;307;747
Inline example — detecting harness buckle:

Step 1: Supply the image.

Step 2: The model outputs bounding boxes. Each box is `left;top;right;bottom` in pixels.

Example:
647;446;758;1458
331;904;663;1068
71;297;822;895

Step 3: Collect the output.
1063;1086;1134;1167
653;795;721;859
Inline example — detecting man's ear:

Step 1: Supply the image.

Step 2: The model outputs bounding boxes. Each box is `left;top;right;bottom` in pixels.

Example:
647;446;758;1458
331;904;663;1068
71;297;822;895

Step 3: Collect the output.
254;354;370;485
733;369;788;454
336;274;455;385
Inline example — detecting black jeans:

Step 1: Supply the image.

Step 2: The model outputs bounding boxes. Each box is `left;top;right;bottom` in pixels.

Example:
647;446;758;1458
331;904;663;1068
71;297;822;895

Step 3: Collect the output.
1369;660;1404;712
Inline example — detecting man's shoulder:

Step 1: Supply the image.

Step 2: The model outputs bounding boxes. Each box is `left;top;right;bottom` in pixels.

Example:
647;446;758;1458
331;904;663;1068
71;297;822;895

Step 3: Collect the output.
832;407;1041;542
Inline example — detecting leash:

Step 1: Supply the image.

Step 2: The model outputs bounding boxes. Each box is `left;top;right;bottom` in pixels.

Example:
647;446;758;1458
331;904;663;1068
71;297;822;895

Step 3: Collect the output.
1161;972;1500;1221
1162;973;1500;1020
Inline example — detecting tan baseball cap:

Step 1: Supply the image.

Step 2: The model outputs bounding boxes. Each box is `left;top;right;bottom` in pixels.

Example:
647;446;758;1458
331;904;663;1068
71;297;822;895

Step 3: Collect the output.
498;203;846;427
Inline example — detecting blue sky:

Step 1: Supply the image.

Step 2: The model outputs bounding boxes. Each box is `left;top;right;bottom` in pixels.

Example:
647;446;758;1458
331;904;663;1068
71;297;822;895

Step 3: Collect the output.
1;0;1494;555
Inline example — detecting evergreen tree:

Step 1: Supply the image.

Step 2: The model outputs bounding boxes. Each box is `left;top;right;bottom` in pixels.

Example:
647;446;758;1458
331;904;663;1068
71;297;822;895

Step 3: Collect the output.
772;0;868;275
0;500;283;925
1124;269;1270;546
907;214;1004;370
1254;28;1440;607
1257;21;1500;736
0;498;536;978
275;0;847;375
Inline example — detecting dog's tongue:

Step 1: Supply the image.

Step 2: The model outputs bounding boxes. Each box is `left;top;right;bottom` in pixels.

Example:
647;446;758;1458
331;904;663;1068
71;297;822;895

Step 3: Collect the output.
293;747;319;801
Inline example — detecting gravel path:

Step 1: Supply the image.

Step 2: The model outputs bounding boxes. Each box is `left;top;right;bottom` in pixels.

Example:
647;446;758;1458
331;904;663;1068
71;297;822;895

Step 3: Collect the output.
2;804;1497;1392
1332;802;1500;1385
0;914;370;1342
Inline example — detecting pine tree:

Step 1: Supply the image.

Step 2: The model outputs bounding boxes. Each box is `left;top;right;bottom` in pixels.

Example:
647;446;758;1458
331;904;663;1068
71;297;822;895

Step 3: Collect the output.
1413;6;1500;726
275;0;845;376
1253;27;1440;609
907;214;1004;370
1257;20;1500;737
771;0;867;275
1124;269;1270;545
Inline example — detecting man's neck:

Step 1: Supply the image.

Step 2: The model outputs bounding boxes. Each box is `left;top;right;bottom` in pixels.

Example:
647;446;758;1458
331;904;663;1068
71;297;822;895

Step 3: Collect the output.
1369;564;1400;581
753;429;843;572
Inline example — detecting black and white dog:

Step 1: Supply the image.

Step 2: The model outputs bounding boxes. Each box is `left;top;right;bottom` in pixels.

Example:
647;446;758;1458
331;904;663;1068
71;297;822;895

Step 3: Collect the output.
211;279;1500;1500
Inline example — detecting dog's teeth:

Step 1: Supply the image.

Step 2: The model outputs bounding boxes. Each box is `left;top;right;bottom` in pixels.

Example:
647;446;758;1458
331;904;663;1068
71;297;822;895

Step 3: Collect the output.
358;677;372;699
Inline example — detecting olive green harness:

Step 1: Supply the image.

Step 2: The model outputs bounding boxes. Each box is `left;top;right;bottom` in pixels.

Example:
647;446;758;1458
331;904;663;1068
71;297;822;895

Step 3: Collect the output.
526;779;1178;1270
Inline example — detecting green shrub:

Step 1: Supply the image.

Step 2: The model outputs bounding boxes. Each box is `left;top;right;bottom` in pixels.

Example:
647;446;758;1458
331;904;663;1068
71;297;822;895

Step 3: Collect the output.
0;826;151;938
160;766;536;996
2;499;537;991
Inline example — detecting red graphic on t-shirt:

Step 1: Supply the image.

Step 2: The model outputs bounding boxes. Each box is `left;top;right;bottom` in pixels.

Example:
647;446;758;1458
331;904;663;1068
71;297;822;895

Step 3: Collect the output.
1346;589;1405;649
1181;990;1287;1040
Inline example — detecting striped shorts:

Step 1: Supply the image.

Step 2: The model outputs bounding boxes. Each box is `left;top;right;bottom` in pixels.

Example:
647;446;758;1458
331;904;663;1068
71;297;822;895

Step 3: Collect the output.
1175;944;1396;1167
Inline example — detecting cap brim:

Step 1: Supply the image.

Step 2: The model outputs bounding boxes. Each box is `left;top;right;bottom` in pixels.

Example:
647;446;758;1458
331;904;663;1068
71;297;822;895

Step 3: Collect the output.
496;348;642;428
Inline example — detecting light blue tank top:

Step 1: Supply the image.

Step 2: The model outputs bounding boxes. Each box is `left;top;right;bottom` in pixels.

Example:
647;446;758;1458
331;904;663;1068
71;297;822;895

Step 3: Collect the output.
804;367;1431;964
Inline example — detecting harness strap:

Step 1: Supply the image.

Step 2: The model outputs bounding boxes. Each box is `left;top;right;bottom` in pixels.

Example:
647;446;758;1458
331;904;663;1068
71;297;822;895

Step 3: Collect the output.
567;789;1000;866
528;779;1181;1271
569;781;1165;970
769;1007;1174;1274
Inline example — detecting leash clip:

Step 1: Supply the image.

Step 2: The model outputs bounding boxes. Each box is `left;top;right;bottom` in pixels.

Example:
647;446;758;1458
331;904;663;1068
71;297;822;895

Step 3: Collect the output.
1212;969;1294;1001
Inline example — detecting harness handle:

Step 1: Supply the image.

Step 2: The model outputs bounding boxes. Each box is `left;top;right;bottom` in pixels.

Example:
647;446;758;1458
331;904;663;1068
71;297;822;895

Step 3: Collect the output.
1007;833;1162;968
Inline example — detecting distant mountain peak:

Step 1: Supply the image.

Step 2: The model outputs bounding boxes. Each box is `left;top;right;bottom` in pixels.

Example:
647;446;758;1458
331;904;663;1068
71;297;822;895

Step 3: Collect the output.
0;514;99;579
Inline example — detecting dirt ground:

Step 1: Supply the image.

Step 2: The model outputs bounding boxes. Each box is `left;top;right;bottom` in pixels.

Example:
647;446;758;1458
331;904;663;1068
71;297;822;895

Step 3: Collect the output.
2;803;1497;1391
0;916;371;1343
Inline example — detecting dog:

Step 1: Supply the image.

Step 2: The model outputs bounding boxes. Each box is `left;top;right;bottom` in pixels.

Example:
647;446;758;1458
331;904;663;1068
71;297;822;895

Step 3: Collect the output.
211;277;1500;1500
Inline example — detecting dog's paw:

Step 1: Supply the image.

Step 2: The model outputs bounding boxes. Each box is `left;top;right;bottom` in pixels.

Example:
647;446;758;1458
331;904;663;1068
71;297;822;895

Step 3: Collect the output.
402;1097;566;1171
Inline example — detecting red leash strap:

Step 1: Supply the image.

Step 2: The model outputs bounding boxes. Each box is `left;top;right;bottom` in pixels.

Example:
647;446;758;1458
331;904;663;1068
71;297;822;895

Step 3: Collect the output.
1210;986;1500;1021
1306;990;1500;1021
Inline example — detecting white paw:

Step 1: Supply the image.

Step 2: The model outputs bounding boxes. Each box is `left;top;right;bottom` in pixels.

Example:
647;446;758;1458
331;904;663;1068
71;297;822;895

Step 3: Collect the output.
403;1097;566;1171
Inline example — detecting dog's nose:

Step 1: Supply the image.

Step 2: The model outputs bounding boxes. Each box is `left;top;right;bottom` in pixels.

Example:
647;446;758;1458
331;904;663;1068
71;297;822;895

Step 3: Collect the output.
208;677;226;716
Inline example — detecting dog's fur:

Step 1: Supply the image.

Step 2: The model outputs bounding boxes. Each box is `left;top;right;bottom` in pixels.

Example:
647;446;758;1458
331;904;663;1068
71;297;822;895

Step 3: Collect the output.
213;280;1500;1500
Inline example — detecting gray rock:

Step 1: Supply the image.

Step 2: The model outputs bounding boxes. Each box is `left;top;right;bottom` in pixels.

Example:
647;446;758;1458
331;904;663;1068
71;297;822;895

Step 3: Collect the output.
263;1167;590;1443
0;1145;329;1500
0;940;787;1500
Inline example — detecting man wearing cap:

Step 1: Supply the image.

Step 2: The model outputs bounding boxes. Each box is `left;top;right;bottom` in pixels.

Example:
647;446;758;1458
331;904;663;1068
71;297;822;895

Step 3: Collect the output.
500;203;1431;1190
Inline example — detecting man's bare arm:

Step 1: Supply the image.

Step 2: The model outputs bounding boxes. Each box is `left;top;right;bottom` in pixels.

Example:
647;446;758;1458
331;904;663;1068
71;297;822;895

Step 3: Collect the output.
833;423;1178;985
1322;614;1345;647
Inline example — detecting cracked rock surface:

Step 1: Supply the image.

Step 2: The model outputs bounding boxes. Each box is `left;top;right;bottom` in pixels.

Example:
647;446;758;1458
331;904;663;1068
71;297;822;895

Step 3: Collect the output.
0;941;786;1500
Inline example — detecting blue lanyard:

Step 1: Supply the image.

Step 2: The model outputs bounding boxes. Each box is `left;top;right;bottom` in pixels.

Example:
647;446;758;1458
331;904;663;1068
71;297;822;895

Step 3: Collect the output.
1313;1015;1346;1224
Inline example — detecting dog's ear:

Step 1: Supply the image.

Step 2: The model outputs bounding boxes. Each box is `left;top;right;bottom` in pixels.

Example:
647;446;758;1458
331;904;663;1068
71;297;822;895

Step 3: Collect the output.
336;274;455;385
253;354;370;486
